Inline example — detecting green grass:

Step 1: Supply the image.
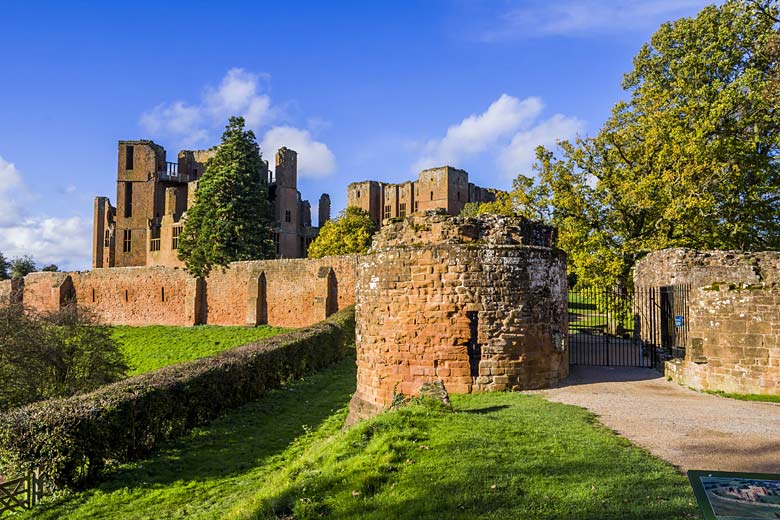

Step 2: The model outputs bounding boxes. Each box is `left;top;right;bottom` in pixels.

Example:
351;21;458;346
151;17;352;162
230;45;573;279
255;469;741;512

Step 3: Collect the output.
704;389;780;403
112;325;289;376
27;354;699;520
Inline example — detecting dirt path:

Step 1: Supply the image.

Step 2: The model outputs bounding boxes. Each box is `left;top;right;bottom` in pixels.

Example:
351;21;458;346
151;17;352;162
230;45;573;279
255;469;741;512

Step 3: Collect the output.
536;366;780;473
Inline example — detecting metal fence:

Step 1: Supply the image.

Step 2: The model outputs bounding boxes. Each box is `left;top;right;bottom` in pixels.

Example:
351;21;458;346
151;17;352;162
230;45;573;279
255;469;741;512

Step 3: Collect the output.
568;284;690;368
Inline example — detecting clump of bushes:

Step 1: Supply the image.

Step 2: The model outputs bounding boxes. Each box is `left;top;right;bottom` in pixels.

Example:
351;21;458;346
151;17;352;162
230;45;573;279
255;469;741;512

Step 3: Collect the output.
0;303;127;411
0;307;355;489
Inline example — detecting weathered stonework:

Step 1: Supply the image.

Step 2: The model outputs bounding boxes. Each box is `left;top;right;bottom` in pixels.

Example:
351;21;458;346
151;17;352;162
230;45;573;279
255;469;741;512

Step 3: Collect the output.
11;255;358;328
665;283;780;395
635;248;780;395
347;213;567;424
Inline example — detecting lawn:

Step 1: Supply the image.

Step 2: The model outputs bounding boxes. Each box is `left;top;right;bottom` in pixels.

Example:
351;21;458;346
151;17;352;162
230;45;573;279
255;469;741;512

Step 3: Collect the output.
112;324;289;376
26;354;699;520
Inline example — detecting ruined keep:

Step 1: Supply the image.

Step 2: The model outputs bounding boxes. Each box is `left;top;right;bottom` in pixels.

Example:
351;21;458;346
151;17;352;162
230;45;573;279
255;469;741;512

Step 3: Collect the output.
635;248;780;395
347;212;568;424
347;166;496;228
93;141;329;269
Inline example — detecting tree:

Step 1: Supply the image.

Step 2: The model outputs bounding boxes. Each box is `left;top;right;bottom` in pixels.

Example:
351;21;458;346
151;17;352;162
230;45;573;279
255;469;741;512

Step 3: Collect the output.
493;0;780;289
178;117;275;277
41;264;59;272
0;252;9;280
10;255;36;279
0;304;127;410
307;207;377;258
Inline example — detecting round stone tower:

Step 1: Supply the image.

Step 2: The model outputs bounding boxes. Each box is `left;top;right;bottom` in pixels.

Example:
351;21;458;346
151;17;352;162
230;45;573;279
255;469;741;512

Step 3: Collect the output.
347;212;569;424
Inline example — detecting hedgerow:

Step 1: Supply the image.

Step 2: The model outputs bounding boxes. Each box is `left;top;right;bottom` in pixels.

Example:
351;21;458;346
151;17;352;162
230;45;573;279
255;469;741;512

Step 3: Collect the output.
0;307;355;489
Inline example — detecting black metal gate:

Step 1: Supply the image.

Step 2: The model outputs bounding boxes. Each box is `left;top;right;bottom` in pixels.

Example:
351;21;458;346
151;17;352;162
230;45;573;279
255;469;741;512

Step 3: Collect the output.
568;285;690;368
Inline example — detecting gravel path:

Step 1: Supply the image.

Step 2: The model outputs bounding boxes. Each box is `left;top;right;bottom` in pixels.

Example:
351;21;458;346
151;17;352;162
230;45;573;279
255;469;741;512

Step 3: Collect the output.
536;366;780;473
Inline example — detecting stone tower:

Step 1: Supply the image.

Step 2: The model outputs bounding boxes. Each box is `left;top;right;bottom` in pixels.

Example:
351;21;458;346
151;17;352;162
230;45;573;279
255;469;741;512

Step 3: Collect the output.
347;212;568;424
318;194;331;227
274;147;301;258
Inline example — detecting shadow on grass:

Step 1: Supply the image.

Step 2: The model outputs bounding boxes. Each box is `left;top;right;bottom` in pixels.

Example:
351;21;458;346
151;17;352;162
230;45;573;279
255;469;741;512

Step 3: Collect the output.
29;356;357;518
460;405;510;415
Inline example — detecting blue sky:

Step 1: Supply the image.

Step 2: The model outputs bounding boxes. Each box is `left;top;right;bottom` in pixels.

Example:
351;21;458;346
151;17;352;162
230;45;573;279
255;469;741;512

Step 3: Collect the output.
0;0;713;270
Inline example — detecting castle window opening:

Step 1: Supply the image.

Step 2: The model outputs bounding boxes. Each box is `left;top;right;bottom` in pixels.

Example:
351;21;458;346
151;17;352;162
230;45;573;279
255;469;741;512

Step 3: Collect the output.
161;287;165;302
122;229;132;253
172;226;182;249
273;232;280;255
91;288;95;303
414;201;419;213
384;205;391;219
104;230;110;248
399;203;406;218
124;182;133;217
124;289;129;302
126;145;134;170
430;191;433;201
457;192;460;201
357;190;361;198
150;227;161;252
285;210;292;223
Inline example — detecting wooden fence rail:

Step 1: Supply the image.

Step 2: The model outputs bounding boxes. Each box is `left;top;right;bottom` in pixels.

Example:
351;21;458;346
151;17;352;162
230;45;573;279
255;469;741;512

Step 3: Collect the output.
0;469;43;517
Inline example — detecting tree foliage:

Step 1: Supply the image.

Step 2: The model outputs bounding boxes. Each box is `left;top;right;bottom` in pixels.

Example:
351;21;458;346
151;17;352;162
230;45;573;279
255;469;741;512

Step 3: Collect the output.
10;255;36;279
484;0;780;288
0;252;8;280
307;207;377;258
178;117;274;277
0;304;127;411
41;264;59;272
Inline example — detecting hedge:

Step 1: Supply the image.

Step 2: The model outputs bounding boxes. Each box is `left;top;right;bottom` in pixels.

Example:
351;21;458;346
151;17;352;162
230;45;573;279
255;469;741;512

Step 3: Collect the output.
0;306;355;489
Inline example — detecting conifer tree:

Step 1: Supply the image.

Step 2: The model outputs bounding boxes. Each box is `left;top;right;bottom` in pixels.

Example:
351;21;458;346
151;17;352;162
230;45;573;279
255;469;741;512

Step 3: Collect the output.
178;117;274;277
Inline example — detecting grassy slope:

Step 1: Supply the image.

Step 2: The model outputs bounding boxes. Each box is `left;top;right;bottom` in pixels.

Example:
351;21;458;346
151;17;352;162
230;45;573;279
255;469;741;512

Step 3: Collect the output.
27;356;698;520
113;325;288;376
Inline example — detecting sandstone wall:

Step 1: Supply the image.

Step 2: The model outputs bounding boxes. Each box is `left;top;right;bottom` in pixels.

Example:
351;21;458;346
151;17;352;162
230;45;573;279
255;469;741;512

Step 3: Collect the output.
633;248;780;288
635;248;780;395
667;284;780;395
9;255;358;328
21;272;76;314
72;267;193;326
348;213;567;423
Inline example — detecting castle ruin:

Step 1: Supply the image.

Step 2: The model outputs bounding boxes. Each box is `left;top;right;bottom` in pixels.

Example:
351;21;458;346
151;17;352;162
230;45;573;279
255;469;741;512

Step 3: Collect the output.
347;166;496;227
93;141;329;269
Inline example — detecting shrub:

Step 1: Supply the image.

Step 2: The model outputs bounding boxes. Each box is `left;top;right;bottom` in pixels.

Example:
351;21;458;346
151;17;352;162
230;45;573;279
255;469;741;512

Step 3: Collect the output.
0;304;127;410
0;307;355;489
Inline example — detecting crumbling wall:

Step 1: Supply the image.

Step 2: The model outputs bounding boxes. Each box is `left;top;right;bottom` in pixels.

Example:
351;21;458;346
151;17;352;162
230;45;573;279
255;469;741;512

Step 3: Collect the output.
72;267;193;326
635;249;780;395
204;255;358;327
348;213;567;424
0;279;22;305
667;283;780;395
21;272;75;314
10;256;357;329
633;248;780;288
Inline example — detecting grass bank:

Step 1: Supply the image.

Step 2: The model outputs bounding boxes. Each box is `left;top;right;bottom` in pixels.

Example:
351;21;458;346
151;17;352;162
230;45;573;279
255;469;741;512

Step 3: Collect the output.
27;356;698;520
113;324;288;376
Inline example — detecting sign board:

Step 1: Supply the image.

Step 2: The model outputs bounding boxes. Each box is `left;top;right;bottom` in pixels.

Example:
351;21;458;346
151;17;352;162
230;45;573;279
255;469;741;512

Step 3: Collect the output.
688;470;780;520
675;315;684;327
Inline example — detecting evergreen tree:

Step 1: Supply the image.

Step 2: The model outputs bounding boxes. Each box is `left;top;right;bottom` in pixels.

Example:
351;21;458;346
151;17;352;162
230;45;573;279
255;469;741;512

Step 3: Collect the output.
0;252;9;280
307;207;377;258
178;117;275;277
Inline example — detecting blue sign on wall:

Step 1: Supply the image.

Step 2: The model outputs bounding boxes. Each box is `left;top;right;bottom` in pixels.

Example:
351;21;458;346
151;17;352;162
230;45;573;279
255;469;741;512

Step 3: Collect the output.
675;315;684;327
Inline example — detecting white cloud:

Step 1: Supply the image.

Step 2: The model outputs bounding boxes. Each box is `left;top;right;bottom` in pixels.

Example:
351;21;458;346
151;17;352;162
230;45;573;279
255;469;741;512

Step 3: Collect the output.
140;68;274;146
481;0;711;40
0;155;91;270
413;95;583;179
414;94;543;172
0;156;25;227
139;69;337;178
261;126;336;178
498;113;584;176
1;217;91;270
